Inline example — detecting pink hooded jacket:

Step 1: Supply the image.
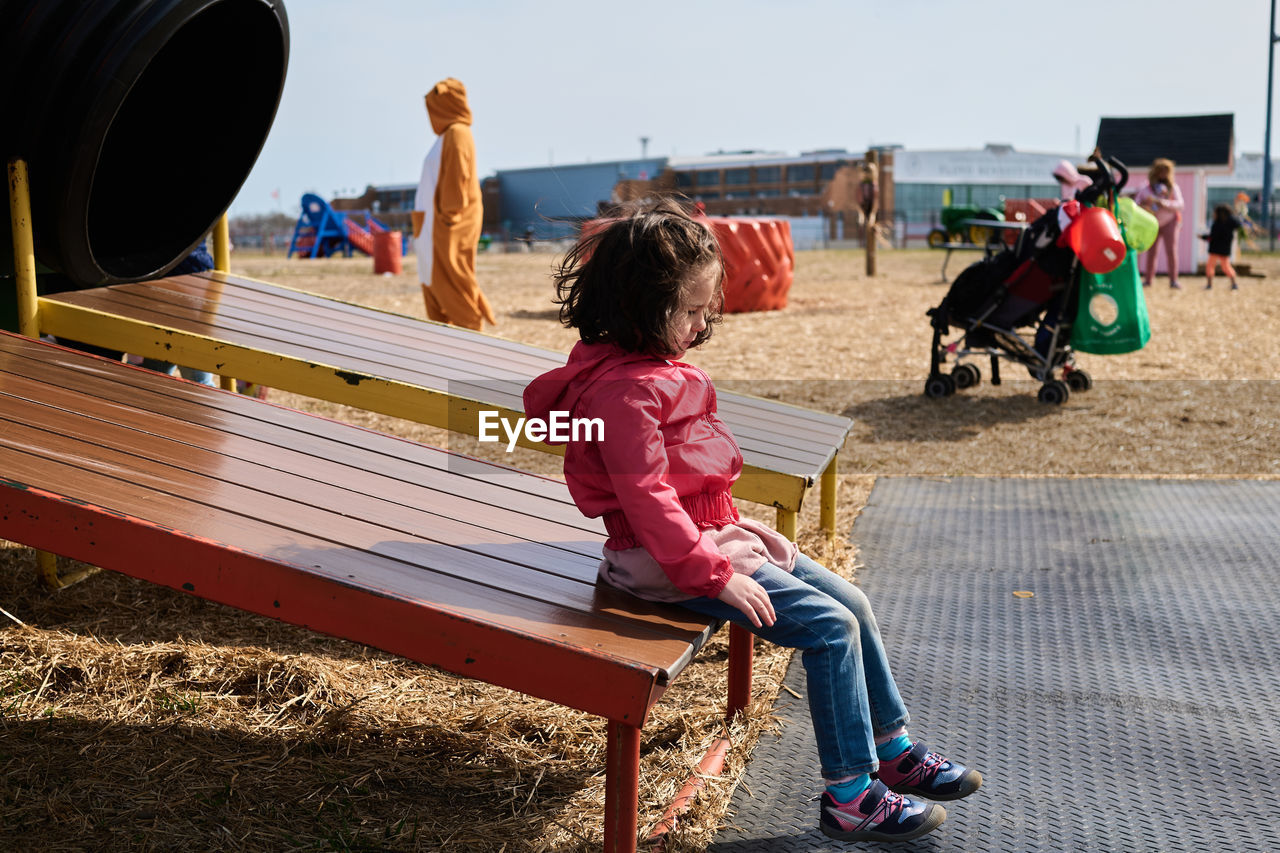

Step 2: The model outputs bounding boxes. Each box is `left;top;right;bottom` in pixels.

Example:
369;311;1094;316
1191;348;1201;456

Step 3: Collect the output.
523;340;740;598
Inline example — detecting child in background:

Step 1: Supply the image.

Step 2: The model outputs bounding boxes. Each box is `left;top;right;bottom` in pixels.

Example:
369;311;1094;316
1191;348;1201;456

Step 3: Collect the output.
1233;191;1259;252
524;200;982;844
1201;204;1243;290
1053;159;1091;201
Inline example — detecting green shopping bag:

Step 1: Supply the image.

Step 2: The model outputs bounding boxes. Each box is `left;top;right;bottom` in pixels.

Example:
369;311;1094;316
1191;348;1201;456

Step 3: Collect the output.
1070;232;1150;354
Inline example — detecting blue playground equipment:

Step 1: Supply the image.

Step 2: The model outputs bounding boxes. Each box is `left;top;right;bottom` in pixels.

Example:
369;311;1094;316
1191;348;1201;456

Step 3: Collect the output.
287;193;403;259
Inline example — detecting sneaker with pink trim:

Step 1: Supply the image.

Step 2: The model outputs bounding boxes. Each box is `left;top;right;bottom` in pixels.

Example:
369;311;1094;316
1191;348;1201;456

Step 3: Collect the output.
876;741;983;801
818;779;945;843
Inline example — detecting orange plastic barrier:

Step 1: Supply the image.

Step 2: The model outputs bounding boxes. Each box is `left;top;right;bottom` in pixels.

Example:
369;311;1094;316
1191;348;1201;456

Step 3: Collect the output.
372;230;403;275
579;215;794;314
706;217;794;313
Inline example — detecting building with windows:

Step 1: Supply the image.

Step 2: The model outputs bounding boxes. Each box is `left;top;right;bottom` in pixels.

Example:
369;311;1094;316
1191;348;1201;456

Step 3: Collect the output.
666;149;859;214
482;145;1078;248
488;157;667;241
892;144;1068;241
661;149;889;248
485;149;887;249
331;182;417;234
333;130;1278;251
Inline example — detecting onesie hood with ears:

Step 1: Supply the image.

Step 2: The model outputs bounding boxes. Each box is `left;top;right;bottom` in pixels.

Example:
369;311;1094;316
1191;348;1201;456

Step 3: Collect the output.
425;78;472;135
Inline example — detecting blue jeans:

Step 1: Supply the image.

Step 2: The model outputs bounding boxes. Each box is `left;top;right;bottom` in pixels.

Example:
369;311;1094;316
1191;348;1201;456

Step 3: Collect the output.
140;358;217;388
680;554;909;779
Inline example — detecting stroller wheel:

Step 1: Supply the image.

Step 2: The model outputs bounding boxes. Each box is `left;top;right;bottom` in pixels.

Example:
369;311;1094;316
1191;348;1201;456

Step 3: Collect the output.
1037;380;1070;405
952;363;981;389
924;374;957;399
1064;368;1093;392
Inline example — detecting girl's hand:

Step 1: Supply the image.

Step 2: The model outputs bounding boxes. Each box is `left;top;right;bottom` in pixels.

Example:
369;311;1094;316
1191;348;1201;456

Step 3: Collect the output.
717;573;776;628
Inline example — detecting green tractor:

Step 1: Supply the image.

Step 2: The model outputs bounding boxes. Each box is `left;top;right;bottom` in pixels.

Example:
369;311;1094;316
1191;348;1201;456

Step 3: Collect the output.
927;189;1005;248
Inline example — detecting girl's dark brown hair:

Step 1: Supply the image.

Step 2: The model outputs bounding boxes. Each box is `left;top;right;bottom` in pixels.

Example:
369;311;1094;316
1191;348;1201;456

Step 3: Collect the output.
553;198;723;355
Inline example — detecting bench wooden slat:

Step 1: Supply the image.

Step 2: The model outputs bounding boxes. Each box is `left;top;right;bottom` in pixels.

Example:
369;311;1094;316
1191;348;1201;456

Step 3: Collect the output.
0;334;583;513
196;273;852;446
53;282;842;470
44;286;527;406
134;276;569;377
133;280;849;447
1;368;602;551
180;272;570;365
56;283;535;390
176;272;853;449
51;282;841;469
715;392;856;436
1;406;604;584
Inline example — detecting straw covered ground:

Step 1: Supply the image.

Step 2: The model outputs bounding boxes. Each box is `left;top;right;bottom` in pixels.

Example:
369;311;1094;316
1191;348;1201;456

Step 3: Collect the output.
2;246;1277;851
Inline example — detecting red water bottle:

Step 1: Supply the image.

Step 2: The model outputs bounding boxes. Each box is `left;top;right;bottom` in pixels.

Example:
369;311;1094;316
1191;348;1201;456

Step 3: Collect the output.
1067;206;1126;274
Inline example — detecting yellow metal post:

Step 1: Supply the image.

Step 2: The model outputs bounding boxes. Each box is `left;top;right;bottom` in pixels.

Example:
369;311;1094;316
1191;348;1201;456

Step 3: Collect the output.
8;159;39;338
212;212;236;391
213;212;230;272
7;158;100;589
775;507;797;541
820;453;838;537
35;552;98;590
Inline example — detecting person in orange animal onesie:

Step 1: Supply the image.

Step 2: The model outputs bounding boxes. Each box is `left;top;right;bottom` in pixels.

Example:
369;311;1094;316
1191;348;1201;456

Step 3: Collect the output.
411;78;496;330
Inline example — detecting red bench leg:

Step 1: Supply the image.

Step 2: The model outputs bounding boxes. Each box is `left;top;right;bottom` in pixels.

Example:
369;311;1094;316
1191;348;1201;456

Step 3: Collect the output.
607;627;753;850
727;623;753;718
605;720;641;853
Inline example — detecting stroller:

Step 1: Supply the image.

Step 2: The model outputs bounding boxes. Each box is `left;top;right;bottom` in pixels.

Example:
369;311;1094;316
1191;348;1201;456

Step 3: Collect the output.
925;153;1129;404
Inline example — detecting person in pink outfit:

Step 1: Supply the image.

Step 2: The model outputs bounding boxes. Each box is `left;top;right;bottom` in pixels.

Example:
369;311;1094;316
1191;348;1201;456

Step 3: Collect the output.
1132;158;1184;289
1052;159;1091;201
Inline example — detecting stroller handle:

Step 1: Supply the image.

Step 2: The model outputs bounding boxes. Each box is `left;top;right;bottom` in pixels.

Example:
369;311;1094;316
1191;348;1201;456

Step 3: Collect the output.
1102;153;1128;194
1077;152;1128;204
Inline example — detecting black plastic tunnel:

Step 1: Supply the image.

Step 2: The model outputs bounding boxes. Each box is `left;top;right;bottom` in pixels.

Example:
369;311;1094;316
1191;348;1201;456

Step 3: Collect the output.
2;0;289;287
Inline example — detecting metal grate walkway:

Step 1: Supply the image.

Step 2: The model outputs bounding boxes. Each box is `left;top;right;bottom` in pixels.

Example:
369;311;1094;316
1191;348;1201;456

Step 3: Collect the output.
711;477;1280;851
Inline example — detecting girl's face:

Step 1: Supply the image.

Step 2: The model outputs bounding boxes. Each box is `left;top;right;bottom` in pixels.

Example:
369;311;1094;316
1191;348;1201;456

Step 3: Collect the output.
667;264;719;359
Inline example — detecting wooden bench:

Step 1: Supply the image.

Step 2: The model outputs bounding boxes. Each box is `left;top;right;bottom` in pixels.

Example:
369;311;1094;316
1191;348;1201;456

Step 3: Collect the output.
38;270;853;539
0;330;742;852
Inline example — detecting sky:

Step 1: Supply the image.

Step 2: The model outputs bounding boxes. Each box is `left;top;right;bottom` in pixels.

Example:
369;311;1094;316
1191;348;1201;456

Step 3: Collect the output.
230;0;1277;217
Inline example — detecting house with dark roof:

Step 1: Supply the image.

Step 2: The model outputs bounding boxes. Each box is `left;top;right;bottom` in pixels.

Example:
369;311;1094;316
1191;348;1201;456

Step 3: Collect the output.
1096;114;1235;173
1095;114;1235;274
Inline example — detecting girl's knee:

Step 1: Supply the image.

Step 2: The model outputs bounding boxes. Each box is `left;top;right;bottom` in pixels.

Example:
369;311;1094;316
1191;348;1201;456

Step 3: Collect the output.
802;608;861;655
838;583;875;623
